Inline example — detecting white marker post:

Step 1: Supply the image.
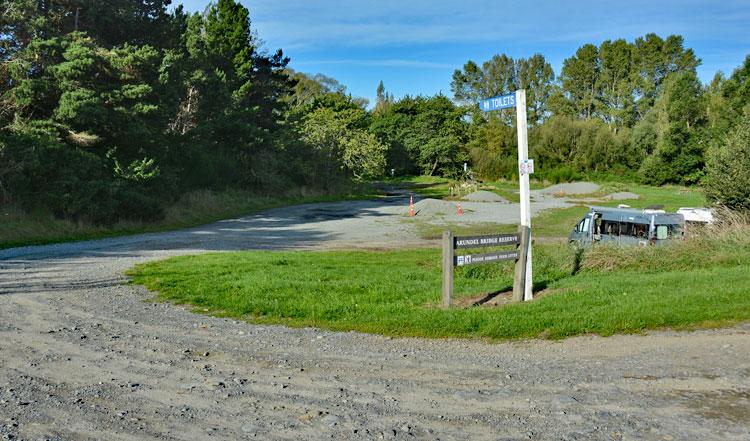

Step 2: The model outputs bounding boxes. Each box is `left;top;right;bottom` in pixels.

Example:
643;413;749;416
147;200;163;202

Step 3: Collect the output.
515;90;533;301
478;90;533;301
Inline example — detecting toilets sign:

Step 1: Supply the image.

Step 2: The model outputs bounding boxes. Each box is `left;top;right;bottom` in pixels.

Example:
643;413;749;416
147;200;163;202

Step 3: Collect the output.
479;93;517;112
477;90;534;302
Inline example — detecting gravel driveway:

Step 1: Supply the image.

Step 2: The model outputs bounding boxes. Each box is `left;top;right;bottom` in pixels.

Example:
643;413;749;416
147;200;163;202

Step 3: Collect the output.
1;192;748;440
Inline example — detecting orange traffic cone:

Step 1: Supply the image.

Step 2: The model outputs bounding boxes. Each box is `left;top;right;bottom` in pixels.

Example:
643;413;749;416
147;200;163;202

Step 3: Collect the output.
457;201;463;216
409;194;415;217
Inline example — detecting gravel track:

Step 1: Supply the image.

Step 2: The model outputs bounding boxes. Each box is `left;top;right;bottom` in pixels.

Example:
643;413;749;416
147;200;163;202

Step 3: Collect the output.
1;191;748;440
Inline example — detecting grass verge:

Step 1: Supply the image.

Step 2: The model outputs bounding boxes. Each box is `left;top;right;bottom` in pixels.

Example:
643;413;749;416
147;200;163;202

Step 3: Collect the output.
382;175;453;199
571;183;705;212
128;224;750;340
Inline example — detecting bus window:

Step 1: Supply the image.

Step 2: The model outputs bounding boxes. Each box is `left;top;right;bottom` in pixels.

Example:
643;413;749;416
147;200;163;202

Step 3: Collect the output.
619;223;647;238
622;223;634;237
581;217;590;233
637;224;647;238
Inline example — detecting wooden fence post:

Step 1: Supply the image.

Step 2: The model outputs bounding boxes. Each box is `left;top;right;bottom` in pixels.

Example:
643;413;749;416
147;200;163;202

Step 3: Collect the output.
512;225;530;303
442;230;454;308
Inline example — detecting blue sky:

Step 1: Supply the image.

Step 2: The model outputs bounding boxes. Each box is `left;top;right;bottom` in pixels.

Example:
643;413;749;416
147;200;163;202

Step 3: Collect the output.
177;0;750;106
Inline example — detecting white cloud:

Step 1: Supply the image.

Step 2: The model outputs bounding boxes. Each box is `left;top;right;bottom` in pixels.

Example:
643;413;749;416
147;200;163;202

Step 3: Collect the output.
177;1;750;52
294;58;455;69
236;0;750;50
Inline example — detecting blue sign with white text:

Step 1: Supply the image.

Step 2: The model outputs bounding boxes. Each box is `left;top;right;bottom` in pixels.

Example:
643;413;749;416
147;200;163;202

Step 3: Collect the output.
479;93;516;112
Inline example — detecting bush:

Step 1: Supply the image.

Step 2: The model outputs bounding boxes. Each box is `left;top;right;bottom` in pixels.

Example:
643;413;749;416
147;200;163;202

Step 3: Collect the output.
704;119;750;211
531;115;635;175
542;166;582;184
470;150;516;180
1;125;163;224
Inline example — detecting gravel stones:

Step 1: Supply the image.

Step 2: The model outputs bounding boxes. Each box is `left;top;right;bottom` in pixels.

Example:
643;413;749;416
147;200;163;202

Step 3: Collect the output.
406;198;453;217
461;191;509;203
539;182;601;195
606;191;640;200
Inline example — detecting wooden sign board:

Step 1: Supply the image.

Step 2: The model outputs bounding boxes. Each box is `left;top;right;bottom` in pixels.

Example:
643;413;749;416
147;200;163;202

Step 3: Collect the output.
442;230;528;308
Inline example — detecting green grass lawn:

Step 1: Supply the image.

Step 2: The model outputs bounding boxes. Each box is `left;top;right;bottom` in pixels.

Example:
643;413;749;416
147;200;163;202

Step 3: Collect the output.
382;175;453;199
128;234;750;340
410;221;518;240
126;177;737;341
571;182;705;211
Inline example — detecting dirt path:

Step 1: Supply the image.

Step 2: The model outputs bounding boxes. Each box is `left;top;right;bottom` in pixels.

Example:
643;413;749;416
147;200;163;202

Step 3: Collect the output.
1;193;748;440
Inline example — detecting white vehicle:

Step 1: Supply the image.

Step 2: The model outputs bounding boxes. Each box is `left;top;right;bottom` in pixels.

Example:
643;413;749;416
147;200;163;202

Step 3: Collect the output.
676;207;714;225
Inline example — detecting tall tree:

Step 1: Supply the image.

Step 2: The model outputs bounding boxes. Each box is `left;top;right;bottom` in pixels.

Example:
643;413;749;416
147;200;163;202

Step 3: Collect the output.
374;80;393;113
639;71;706;184
171;0;294;188
4;0;185;49
3;31;165;221
631;33;700;117
704;116;750;211
707;55;750;136
285;70;347;108
465;112;517;179
451;53;554;126
371;95;468;176
516;54;555;125
597;39;635;130
559;44;599;120
301;93;385;184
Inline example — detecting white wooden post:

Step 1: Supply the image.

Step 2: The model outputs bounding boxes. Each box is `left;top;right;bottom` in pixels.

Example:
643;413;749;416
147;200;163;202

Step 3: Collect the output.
515;90;533;301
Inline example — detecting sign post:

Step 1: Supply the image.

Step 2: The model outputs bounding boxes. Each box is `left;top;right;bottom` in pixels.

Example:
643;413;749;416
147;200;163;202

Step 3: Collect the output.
442;232;520;307
515;90;533;301
479;90;533;302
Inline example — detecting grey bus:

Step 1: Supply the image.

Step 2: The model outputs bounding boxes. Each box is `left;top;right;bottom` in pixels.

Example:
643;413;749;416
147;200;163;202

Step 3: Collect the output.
568;206;684;246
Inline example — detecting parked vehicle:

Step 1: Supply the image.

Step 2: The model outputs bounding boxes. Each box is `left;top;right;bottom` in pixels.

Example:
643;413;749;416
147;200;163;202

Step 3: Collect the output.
677;207;714;225
569;206;684;247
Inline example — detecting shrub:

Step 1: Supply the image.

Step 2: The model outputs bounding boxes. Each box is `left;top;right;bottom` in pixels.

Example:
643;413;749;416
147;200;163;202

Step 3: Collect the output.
543;166;582;184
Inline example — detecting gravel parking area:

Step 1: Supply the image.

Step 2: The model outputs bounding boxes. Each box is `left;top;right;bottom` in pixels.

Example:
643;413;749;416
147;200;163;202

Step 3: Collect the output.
1;191;748;440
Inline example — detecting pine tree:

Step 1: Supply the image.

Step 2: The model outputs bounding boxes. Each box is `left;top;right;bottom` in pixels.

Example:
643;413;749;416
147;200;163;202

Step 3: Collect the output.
374;80;393;113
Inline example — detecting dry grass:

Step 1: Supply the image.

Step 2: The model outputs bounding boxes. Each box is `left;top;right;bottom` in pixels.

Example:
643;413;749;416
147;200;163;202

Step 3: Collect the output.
1;185;378;249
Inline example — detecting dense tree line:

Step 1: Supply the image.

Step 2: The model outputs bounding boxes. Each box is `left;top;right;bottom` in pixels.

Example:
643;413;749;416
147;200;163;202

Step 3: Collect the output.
448;34;710;183
0;0;382;223
371;36;748;207
2;0;749;225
